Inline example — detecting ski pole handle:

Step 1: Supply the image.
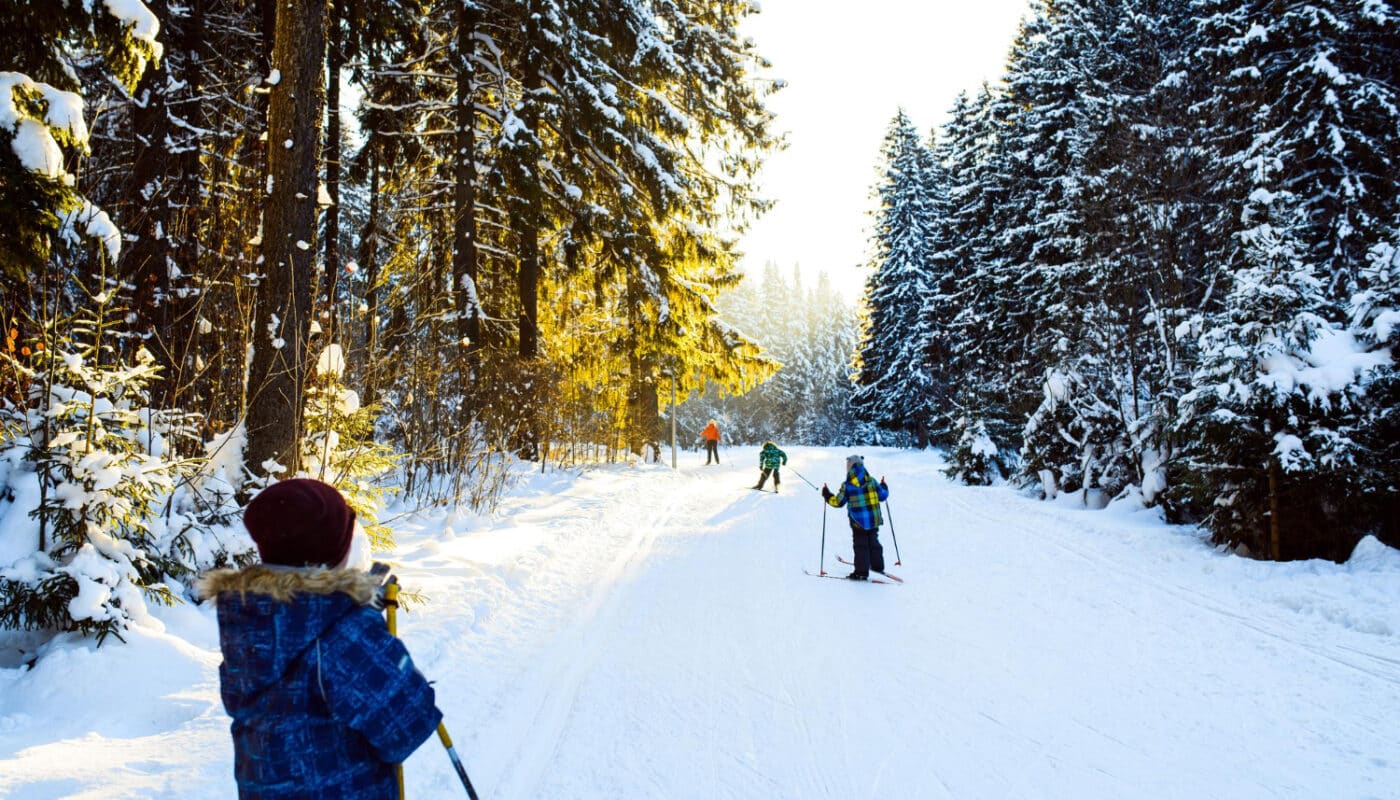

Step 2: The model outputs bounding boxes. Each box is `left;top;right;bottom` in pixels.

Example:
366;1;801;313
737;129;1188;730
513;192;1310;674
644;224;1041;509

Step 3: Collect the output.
384;580;400;635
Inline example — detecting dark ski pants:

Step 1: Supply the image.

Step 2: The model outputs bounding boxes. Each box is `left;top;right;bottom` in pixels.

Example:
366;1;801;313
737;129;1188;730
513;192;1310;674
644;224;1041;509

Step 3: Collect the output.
755;468;780;489
704;440;719;464
850;522;885;575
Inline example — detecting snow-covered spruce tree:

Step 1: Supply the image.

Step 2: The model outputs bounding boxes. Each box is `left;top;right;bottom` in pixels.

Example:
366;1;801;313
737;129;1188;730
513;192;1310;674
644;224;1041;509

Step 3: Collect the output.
334;0;778;473
1169;0;1400;558
989;0;1195;505
1172;206;1388;559
1074;0;1208;509
0;287;195;643
1020;366;1135;504
1174;217;1307;556
74;0;270;414
852;111;938;445
682;265;860;447
943;15;1066;463
922;92;981;447
1349;224;1400;544
933;87;1025;474
70;0;273;433
945;414;1008;487
793;272;863;446
0;0;160;300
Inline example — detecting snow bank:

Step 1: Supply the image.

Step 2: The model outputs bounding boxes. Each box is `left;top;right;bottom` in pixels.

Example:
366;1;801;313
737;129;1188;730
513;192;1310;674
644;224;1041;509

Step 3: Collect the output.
1347;534;1400;574
0;620;218;742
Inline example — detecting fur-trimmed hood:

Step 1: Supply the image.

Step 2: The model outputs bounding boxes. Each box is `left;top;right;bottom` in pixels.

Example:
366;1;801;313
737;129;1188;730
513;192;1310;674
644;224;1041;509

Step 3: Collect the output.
199;564;382;606
204;565;386;709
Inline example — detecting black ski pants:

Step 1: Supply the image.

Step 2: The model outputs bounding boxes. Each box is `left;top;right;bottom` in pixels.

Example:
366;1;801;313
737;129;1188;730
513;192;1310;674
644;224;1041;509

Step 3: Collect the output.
704;440;719;464
850;522;885;575
755;467;780;489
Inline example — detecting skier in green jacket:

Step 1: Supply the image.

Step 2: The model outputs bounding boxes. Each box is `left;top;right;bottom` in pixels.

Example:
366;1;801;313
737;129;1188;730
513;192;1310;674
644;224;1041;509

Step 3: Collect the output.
751;441;788;492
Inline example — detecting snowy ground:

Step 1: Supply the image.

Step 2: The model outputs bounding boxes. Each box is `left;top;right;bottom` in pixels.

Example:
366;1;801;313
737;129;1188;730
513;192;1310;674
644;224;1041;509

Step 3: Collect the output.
2;446;1398;799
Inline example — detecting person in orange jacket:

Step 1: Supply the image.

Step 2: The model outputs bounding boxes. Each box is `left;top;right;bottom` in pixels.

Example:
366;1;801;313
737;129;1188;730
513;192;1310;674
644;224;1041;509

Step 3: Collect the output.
701;419;722;465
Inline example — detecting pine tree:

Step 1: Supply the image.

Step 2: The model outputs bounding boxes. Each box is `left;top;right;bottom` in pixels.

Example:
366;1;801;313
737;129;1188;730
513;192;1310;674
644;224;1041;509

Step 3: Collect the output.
0;285;246;643
1170;0;1400;557
933;87;1020;475
1;0;162;318
852;111;937;444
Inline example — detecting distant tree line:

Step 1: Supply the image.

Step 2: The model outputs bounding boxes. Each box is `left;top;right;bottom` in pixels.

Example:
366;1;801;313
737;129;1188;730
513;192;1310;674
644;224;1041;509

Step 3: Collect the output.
673;262;870;449
854;0;1398;561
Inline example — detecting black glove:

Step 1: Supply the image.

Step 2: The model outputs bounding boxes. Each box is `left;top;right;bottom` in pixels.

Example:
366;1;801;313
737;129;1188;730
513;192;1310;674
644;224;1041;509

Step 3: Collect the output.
821;485;833;501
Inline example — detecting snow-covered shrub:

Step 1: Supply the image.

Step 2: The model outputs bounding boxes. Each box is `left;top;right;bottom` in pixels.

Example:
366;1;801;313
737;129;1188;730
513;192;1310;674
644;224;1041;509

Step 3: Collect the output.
1019;368;1135;503
303;344;398;552
0;315;173;642
0;296;254;643
944;416;1006;486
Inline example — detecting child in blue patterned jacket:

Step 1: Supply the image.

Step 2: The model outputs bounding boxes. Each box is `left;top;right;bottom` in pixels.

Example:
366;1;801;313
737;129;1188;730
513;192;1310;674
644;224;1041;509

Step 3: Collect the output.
201;478;442;799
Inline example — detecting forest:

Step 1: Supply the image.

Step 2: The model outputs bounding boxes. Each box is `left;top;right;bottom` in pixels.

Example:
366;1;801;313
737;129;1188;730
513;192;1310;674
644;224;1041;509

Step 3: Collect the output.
1;0;1397;649
1;0;779;641
855;0;1398;561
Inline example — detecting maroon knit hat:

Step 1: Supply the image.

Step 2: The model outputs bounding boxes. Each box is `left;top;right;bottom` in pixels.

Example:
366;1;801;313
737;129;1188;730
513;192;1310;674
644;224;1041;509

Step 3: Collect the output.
243;479;356;568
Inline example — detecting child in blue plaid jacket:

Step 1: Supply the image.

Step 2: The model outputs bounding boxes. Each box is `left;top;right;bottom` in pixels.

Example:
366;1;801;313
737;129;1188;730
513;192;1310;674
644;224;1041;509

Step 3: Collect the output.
822;455;890;580
201;479;442;799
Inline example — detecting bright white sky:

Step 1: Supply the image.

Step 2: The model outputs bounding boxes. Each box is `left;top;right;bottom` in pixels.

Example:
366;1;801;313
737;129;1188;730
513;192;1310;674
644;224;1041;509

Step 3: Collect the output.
737;0;1033;300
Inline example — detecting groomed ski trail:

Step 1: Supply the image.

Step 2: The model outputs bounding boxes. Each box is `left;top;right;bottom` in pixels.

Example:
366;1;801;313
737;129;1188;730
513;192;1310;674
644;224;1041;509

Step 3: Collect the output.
394;447;1399;800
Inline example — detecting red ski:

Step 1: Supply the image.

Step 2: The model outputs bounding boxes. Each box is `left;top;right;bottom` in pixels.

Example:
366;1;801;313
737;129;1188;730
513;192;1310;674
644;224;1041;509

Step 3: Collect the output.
803;569;899;586
835;556;903;583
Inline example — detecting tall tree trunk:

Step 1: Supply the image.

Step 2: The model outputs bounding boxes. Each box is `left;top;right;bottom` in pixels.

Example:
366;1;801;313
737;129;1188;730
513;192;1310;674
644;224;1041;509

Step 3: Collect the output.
453;1;481;364
625;274;659;457
244;0;327;482
359;157;381;407
167;0;208;420
506;3;544;460
514;3;542;362
121;0;173;404
321;0;342;343
1268;460;1282;560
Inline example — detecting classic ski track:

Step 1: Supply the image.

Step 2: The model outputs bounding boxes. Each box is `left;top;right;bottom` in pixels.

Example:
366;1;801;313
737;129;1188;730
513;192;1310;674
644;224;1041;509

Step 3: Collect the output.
491;472;716;800
937;486;1400;688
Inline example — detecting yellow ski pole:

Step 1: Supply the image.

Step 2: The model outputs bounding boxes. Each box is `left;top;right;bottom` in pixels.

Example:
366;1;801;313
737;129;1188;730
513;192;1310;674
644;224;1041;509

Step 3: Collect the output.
382;572;481;800
384;580;406;800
